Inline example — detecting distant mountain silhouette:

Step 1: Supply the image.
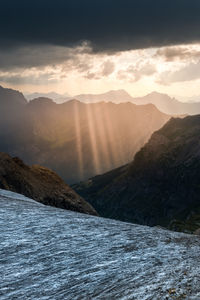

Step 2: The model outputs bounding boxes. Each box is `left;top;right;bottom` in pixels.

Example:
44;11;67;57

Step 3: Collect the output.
26;88;200;115
74;89;200;115
0;152;97;215
26;91;70;103
0;85;171;183
74;115;200;233
132;91;200;115
74;89;133;103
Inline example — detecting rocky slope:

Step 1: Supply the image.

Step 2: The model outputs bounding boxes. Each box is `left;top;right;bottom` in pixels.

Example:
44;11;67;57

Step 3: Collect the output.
0;85;171;183
74;115;200;233
0;152;97;215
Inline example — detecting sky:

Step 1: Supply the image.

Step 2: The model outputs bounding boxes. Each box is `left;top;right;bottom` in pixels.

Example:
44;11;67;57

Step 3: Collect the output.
1;0;200;100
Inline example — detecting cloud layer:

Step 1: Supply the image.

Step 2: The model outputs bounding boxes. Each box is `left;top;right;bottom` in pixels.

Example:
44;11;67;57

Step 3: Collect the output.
158;60;200;85
1;0;200;98
1;0;200;53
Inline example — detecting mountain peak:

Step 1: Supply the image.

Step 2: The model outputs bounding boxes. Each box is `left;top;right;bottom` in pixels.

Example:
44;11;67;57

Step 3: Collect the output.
146;91;170;98
25;91;71;103
74;89;133;103
63;99;83;106
0;85;27;106
29;97;55;106
105;89;130;95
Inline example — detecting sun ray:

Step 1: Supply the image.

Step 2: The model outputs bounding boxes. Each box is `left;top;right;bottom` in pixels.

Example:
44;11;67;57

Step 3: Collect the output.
85;102;101;175
73;100;84;180
101;103;122;168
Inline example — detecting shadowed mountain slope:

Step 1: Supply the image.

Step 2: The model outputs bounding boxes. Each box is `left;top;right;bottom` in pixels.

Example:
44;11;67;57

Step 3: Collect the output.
0;85;27;107
74;115;200;233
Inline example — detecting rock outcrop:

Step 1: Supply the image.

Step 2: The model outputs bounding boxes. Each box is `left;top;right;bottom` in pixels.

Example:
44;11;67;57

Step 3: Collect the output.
0;152;97;216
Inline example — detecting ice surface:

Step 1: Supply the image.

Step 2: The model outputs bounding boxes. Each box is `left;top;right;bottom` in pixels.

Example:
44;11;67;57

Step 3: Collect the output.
0;189;43;205
0;189;200;299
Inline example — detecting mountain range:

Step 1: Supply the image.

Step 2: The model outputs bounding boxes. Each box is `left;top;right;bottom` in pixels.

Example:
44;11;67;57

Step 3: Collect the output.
74;89;200;115
74;114;200;233
132;91;200;115
0;85;171;183
74;89;133;103
25;91;70;103
2;85;200;233
26;88;200;115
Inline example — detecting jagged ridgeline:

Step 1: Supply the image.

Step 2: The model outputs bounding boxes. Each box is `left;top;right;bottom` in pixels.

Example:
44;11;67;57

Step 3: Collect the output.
74;115;200;233
0;85;171;184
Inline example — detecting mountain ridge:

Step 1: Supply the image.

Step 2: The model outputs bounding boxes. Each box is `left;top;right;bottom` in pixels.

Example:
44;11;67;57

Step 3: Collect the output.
74;115;200;233
73;89;200;115
25;91;71;103
0;85;171;183
10;85;200;115
74;89;133;103
0;85;27;107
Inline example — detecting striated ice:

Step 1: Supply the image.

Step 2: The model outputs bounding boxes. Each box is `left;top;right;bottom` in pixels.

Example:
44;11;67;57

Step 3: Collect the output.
0;189;200;299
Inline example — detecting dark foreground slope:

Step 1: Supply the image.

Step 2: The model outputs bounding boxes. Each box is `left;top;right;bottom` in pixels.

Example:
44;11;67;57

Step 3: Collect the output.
0;152;97;215
74;115;200;233
1;191;200;299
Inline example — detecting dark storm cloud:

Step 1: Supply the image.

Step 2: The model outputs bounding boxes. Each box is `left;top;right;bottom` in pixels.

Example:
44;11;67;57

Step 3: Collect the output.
0;73;58;85
0;45;90;70
1;0;200;53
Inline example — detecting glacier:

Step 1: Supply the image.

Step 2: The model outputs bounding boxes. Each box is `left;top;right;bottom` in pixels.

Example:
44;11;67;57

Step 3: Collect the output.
0;189;200;300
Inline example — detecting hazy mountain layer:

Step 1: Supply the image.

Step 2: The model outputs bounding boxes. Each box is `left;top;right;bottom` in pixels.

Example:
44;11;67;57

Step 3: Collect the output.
0;86;170;183
74;115;200;233
132;91;200;115
26;91;70;103
73;89;200;115
12;86;200;115
74;89;133;103
0;152;97;215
